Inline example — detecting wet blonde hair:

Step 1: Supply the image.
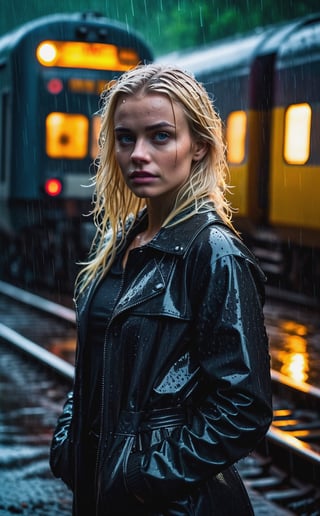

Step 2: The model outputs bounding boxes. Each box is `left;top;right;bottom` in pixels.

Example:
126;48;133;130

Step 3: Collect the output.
76;64;234;295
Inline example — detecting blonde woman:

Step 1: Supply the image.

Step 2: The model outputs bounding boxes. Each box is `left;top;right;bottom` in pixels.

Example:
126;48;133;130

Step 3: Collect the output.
50;64;272;515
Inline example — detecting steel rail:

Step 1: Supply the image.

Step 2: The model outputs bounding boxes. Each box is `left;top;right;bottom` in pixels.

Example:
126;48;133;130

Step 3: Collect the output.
0;322;74;380
0;280;75;323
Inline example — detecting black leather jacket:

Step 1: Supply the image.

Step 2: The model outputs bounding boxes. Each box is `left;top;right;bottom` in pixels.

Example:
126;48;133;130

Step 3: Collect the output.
50;207;272;515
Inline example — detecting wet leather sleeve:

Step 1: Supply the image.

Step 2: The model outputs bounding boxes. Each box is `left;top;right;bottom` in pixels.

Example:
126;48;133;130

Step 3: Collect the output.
125;252;273;503
49;391;74;489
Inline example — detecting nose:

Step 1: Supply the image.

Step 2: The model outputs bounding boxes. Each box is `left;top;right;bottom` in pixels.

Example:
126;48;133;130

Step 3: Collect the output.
131;138;150;163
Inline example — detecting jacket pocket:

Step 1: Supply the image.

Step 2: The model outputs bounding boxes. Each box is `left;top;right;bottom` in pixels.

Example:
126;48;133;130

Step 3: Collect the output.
97;434;144;515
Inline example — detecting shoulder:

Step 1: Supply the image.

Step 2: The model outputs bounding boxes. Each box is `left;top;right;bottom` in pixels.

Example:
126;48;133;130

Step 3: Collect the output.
191;221;255;263
188;221;266;291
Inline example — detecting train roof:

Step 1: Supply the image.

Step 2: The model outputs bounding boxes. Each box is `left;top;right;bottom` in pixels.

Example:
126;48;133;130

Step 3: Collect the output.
276;14;320;68
157;29;271;76
157;13;320;78
0;12;153;61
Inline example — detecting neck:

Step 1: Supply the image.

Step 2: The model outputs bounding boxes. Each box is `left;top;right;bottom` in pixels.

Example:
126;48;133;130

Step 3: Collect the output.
145;197;175;235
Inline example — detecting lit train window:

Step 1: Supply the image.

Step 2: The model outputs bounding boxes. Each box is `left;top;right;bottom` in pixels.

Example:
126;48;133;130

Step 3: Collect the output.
91;115;101;159
68;78;96;94
36;41;140;71
46;113;88;158
284;103;311;164
226;111;247;164
68;78;110;95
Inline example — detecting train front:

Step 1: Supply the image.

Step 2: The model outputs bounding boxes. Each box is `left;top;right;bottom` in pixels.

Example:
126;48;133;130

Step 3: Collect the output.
0;12;153;289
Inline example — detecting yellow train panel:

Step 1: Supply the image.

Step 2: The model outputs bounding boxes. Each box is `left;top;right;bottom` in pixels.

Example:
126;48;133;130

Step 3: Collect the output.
226;110;263;221
270;107;320;229
227;164;248;217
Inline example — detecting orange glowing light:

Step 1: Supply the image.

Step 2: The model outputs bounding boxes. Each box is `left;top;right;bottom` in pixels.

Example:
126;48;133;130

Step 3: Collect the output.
278;334;309;384
36;40;140;71
226;110;247;164
46;112;88;158
284;103;311;164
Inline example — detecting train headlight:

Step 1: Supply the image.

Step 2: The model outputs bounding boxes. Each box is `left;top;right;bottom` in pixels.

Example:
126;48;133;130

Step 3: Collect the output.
44;178;63;197
36;40;140;70
46;112;88;158
37;41;58;66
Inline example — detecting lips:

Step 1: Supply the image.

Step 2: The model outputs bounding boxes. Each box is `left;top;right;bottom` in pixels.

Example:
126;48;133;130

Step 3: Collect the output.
129;171;156;179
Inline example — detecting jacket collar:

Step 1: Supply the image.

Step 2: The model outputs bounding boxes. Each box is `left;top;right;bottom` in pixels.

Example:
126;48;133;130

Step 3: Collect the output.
75;205;226;324
133;203;224;256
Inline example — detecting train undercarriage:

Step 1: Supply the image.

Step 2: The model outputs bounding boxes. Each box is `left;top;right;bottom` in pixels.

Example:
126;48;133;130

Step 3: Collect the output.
247;225;320;301
0;201;93;292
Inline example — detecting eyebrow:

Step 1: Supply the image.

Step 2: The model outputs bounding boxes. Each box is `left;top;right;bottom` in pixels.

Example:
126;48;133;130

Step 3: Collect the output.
114;121;176;132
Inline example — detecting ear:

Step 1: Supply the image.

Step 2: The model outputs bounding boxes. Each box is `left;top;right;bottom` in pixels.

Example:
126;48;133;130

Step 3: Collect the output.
192;140;208;162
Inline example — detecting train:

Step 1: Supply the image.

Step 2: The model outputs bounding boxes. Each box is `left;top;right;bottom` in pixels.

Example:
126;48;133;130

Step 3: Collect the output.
158;13;320;300
0;12;153;289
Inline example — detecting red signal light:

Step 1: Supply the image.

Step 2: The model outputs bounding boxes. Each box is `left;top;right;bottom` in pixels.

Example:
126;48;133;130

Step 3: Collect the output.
44;178;62;196
47;78;63;94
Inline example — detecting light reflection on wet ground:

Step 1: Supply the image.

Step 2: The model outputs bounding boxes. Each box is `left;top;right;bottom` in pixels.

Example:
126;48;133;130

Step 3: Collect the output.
47;337;76;364
264;299;320;386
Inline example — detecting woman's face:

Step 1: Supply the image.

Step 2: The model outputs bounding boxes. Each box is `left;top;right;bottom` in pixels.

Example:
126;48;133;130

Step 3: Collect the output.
113;92;206;205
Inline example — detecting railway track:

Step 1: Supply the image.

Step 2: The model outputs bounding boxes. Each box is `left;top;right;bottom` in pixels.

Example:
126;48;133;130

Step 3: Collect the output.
240;370;320;514
0;281;320;514
0;330;73;514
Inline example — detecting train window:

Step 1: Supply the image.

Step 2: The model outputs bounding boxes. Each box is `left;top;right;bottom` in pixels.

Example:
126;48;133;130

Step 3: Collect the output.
68;78;96;94
226;111;246;164
46;112;88;158
91;115;101;160
68;78;113;95
284;103;311;165
36;41;140;71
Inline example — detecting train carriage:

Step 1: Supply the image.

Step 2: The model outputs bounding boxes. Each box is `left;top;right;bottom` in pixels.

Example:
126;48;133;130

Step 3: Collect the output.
0;12;153;288
269;19;320;292
158;13;320;298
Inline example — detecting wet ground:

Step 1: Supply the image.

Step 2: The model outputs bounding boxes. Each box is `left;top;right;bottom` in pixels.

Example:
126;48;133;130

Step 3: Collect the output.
264;298;320;386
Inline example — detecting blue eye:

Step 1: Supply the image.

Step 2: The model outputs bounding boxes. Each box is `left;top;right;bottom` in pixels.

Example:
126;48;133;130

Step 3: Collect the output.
154;131;170;143
116;133;135;145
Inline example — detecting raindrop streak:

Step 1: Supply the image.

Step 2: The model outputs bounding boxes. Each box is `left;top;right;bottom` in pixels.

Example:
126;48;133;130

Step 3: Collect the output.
199;5;203;27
